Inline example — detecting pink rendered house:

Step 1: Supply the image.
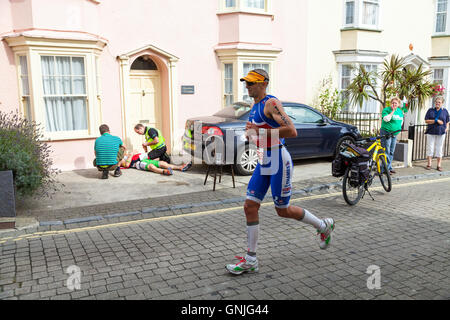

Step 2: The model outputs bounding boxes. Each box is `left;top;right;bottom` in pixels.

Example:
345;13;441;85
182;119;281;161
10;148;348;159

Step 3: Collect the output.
0;0;308;171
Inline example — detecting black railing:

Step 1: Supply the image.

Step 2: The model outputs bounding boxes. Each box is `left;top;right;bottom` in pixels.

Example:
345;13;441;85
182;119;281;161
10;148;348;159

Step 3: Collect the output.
330;112;381;136
409;124;450;161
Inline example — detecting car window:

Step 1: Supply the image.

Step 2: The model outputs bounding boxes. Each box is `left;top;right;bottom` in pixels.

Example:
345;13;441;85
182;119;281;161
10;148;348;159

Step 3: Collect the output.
284;106;323;124
213;102;251;119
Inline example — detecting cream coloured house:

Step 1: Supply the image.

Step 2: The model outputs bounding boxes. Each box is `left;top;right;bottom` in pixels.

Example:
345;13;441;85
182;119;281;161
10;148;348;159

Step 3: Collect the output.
304;0;445;126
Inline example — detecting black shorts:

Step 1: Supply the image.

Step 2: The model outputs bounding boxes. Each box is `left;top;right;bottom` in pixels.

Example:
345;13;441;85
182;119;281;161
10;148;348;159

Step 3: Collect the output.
148;145;167;160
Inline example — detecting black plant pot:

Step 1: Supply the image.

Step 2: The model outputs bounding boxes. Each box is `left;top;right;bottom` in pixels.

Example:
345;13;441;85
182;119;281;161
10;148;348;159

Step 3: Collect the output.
0;170;17;221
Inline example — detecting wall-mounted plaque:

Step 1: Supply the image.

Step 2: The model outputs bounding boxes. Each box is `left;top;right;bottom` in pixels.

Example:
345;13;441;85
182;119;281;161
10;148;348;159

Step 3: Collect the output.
181;85;195;95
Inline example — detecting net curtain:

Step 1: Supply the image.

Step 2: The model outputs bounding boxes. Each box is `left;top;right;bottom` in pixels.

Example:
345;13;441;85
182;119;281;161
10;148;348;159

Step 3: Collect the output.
41;56;88;132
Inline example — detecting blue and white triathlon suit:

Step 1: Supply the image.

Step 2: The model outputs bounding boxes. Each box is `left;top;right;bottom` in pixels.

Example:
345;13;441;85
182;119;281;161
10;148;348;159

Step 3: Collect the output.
246;95;294;209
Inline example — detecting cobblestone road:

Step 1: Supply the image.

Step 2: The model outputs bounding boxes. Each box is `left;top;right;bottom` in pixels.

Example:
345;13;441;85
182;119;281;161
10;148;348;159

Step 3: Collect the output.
1;177;449;301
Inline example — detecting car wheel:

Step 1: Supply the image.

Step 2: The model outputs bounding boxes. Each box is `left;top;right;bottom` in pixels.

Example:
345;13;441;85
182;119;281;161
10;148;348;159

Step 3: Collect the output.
234;145;258;175
335;136;355;157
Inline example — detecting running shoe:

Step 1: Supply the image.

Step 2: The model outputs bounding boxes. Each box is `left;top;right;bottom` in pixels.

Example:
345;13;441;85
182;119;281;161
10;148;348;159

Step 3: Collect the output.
225;255;259;275
318;218;335;250
181;161;193;172
162;168;173;176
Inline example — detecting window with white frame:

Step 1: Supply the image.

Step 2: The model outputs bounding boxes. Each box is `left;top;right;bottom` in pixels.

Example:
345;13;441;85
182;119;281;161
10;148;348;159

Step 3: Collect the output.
436;0;448;33
340;63;379;113
362;0;379;25
220;0;270;14
18;56;32;121
433;68;444;85
225;0;236;8
41;56;88;132
341;64;352;110
361;64;378;113
224;63;234;106
6;34;105;141
345;1;355;25
217;47;279;106
244;0;265;9
242;63;269;102
343;0;380;29
432;68;446;105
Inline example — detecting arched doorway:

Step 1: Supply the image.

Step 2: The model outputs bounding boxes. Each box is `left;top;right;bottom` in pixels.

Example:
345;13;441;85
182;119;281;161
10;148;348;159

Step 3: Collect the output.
126;55;162;152
118;45;179;155
403;54;431;126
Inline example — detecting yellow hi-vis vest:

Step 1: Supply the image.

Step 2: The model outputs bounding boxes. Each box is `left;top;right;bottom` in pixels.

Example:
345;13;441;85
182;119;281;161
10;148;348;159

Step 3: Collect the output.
145;127;166;150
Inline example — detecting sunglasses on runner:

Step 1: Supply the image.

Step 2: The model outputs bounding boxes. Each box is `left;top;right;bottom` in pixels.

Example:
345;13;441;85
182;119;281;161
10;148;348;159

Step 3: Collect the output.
245;81;256;87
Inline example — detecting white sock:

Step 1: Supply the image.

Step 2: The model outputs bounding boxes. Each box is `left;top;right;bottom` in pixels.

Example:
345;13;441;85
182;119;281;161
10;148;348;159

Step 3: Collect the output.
247;223;259;257
301;209;326;232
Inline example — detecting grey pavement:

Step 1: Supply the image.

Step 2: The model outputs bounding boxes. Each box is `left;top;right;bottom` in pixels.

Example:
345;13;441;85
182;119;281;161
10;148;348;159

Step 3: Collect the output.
8;158;450;231
12;158;335;226
15;157;334;212
0;165;449;300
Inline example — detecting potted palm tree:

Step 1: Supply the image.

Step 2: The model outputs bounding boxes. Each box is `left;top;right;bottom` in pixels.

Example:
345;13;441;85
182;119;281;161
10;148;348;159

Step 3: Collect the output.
345;54;434;166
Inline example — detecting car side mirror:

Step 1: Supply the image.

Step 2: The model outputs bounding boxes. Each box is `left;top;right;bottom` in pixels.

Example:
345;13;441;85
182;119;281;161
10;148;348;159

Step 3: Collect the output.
317;118;327;126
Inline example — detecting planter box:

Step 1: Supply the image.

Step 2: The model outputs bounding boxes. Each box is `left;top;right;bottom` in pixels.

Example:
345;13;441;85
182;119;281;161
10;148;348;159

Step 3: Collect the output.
0;170;16;229
393;140;412;168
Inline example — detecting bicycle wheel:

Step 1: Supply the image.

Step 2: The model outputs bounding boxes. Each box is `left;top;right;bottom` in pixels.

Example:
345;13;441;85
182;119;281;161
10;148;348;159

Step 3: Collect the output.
378;155;392;192
342;166;364;206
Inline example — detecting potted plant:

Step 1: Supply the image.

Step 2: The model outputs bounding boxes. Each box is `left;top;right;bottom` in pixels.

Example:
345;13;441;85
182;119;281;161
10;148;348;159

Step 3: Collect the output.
0;110;60;227
345;55;435;167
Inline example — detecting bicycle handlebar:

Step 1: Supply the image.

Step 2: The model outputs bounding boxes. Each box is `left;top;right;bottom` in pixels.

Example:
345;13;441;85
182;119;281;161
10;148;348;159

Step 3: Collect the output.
356;129;403;144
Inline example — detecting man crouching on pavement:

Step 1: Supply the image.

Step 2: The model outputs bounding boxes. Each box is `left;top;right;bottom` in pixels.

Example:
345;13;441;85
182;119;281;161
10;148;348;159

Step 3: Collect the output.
93;124;126;179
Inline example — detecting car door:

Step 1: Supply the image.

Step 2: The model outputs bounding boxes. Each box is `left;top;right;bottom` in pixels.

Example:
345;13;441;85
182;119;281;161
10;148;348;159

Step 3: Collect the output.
283;105;331;158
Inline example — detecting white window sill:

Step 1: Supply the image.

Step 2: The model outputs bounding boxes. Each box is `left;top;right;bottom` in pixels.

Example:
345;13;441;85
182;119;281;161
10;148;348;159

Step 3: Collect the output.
341;26;382;32
217;9;274;17
432;33;450;38
42;133;98;142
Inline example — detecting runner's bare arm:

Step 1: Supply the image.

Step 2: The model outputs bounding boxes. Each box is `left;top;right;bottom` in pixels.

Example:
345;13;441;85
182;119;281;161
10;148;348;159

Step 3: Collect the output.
264;98;297;138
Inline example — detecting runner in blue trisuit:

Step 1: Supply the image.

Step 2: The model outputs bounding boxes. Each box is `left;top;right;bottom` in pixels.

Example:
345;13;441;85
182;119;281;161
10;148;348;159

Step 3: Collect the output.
226;69;336;275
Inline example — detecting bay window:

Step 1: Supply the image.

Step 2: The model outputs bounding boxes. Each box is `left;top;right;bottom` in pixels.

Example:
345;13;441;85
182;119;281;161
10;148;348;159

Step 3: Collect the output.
219;0;271;14
435;0;448;33
339;63;380;113
431;68;447;105
341;65;352;110
345;1;355;25
5;33;106;140
41;56;88;132
18;56;32;120
362;0;379;26
242;63;269;102
343;0;380;30
219;59;274;107
224;63;234;106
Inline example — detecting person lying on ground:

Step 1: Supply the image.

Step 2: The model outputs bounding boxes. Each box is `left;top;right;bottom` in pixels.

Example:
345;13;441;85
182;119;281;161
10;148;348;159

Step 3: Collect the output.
119;153;191;175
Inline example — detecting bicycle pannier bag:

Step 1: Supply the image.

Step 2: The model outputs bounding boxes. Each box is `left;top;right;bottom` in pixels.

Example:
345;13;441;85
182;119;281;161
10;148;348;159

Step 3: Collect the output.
332;153;347;177
347;143;370;186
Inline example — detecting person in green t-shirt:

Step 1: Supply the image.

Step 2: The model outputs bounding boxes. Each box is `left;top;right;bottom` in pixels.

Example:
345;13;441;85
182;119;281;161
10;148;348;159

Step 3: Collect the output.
380;97;408;174
94;124;126;179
